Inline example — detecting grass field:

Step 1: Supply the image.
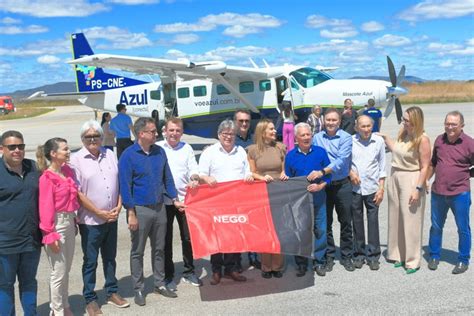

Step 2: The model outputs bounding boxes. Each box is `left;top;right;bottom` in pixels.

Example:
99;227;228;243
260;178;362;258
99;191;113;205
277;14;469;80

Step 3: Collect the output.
0;100;78;121
400;81;474;104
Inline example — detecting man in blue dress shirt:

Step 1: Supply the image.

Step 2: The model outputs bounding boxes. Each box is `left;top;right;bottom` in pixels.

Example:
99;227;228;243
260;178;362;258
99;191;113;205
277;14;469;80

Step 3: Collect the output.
110;103;134;158
119;117;184;306
311;108;355;272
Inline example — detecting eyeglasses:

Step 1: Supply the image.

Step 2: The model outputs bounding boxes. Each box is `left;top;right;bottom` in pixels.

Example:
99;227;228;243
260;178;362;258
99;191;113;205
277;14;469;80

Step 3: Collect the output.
238;119;250;124
444;123;459;127
83;134;101;141
143;129;157;135
3;144;26;151
220;132;235;138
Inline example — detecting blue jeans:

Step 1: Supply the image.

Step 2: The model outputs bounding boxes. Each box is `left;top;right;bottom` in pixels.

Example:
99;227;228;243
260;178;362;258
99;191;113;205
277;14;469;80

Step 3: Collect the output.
295;191;327;266
79;222;118;304
429;191;471;265
0;249;41;316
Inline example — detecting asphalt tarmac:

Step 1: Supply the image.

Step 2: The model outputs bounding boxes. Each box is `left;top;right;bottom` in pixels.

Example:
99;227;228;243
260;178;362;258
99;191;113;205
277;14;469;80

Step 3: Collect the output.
2;103;473;315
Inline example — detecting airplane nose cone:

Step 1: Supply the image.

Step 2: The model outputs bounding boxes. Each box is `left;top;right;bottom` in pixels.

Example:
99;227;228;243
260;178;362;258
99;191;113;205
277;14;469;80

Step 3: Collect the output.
387;85;408;96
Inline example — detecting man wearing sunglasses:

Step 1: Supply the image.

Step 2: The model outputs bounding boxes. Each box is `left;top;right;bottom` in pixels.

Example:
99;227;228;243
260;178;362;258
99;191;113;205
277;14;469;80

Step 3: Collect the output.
0;130;42;316
234;109;254;149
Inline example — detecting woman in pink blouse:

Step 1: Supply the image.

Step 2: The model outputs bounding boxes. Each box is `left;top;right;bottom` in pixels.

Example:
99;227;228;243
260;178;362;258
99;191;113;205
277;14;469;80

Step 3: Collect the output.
37;137;79;316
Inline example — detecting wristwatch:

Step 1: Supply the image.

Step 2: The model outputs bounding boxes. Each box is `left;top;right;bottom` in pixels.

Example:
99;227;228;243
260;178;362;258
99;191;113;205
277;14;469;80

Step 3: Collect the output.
415;185;423;192
320;169;326;176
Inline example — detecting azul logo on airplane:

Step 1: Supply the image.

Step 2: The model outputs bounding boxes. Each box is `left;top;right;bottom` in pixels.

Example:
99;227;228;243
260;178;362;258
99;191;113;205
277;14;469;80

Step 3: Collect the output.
119;90;148;106
76;65;96;85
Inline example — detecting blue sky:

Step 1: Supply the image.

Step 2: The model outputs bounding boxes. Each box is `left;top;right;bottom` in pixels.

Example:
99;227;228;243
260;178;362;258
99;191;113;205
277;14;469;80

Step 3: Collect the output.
0;0;473;92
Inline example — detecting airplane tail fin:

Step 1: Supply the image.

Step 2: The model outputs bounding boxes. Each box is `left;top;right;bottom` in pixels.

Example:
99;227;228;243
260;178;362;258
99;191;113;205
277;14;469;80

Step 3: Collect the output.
71;33;147;92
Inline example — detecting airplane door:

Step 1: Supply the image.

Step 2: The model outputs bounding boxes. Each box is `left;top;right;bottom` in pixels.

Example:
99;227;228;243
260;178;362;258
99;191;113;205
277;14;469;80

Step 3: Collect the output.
163;83;177;117
286;76;304;107
275;76;288;106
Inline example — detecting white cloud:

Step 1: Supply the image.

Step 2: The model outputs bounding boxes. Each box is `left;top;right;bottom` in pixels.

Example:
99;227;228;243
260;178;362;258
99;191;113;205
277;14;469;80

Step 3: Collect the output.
0;24;48;34
285;39;369;55
0;38;69;56
320;26;358;38
448;47;474;55
0;0;108;17
467;38;474;46
222;25;260;38
37;55;61;64
78;26;152;49
305;14;351;28
106;0;158;4
154;22;215;33
427;42;462;52
373;34;412;47
398;0;474;22
439;59;453;67
170;33;199;45
361;21;384;32
1;17;21;24
165;45;272;62
154;12;283;38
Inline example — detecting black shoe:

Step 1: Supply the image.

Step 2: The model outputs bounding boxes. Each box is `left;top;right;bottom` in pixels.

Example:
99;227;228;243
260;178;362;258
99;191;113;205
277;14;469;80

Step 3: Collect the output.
249;258;262;270
428;258;440;271
353;259;364;269
272;271;283;278
313;264;326;277
154;285;178;298
325;258;335;272
452;262;469;275
134;291;146;306
368;261;380;271
341;259;355;272
261;271;272;279
296;265;307;277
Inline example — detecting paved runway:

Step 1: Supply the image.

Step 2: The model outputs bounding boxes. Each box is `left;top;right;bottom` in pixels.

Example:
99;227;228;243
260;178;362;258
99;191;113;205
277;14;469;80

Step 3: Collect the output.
3;103;473;315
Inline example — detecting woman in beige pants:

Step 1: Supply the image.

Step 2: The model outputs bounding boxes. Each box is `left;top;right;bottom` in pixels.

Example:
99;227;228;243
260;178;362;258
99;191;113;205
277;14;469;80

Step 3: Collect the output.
379;106;431;274
37;138;80;315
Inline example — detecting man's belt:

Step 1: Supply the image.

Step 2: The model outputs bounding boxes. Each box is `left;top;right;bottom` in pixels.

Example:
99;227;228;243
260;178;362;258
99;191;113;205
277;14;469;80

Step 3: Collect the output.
330;177;349;186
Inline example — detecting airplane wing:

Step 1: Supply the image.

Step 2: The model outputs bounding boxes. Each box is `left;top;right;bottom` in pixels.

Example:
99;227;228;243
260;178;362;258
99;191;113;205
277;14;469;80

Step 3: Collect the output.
27;90;104;100
68;54;282;81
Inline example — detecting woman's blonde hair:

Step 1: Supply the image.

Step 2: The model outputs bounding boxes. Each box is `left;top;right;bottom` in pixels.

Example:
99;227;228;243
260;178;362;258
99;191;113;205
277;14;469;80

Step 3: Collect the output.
253;119;286;158
397;106;424;150
36;137;67;172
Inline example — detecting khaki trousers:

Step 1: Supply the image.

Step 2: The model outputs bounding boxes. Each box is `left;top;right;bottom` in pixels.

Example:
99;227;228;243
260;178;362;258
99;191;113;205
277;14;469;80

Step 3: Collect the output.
261;253;285;272
44;212;76;315
387;169;426;269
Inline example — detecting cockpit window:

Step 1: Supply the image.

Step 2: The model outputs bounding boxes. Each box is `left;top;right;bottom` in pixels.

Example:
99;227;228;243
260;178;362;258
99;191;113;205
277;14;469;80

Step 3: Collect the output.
289;67;331;88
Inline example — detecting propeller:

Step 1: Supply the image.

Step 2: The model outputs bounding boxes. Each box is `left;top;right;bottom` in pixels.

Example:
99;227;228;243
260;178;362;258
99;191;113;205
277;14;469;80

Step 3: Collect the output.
383;56;408;124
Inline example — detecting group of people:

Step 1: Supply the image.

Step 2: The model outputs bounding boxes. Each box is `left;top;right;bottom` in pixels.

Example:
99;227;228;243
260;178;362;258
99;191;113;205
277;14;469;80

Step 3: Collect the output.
0;101;472;315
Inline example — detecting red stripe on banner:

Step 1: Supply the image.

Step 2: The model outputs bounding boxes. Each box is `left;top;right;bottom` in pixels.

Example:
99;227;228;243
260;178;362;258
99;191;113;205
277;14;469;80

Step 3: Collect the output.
184;180;282;259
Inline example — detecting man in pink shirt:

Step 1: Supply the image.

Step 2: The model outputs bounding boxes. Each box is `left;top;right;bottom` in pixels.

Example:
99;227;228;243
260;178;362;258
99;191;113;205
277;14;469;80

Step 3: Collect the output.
70;120;129;315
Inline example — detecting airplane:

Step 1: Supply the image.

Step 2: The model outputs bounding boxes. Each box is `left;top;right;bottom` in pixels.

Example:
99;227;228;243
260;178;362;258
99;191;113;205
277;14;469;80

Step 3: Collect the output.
32;33;407;138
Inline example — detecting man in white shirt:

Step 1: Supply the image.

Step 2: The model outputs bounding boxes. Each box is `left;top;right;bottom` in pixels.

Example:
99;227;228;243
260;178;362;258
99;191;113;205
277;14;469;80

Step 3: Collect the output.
156;117;202;290
349;115;386;270
199;119;253;285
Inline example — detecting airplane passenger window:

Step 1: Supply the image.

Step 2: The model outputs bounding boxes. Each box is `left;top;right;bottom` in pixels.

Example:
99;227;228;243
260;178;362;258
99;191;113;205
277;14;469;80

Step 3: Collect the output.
216;85;230;95
193;86;207;97
259;80;271;91
178;87;190;98
239;81;254;93
150;90;161;100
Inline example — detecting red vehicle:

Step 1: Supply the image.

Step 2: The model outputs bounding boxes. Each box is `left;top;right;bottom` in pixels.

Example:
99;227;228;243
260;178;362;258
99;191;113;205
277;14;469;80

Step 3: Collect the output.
0;96;15;114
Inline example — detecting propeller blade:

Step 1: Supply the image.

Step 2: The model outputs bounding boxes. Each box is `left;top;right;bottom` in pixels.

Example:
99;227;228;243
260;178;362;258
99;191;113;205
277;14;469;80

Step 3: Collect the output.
397;65;406;86
383;96;396;118
395;98;403;124
387;56;397;87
